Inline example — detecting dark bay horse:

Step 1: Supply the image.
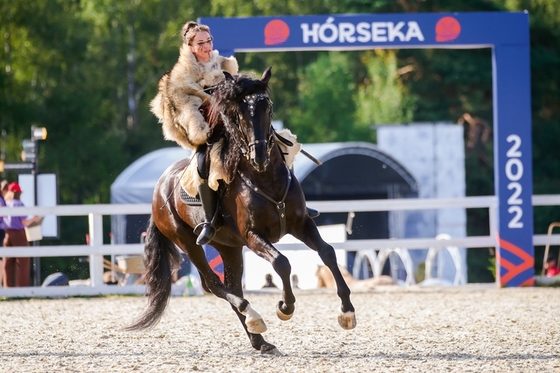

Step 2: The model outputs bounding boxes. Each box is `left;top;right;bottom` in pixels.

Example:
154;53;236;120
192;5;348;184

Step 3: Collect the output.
126;67;356;355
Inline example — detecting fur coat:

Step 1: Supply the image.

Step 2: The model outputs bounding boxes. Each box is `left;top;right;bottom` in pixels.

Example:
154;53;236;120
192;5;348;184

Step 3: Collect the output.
150;45;239;151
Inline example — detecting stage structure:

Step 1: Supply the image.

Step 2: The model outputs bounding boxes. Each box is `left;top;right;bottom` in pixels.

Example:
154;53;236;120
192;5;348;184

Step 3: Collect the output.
200;12;533;287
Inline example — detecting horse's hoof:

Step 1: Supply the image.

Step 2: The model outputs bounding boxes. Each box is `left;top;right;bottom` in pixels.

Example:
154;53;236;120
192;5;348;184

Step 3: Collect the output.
276;301;294;321
243;304;267;334
246;317;267;334
261;345;284;356
338;311;357;330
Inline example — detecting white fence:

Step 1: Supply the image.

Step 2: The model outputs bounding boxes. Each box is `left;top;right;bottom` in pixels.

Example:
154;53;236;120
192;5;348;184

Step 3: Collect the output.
1;195;559;298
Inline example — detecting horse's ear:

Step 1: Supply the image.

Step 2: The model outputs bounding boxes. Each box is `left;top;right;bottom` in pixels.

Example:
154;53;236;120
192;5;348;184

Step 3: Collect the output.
223;71;234;81
261;67;272;84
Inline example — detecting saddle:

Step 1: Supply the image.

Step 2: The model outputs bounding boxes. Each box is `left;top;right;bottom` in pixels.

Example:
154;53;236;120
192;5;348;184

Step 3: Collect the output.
181;183;237;237
179;187;201;206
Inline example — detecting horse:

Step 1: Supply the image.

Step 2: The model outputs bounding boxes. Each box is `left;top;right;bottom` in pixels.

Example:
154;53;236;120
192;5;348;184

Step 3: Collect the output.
126;67;356;355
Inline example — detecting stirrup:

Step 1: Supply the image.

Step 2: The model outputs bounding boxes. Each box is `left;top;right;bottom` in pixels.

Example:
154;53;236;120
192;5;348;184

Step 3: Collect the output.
194;222;216;245
307;207;320;219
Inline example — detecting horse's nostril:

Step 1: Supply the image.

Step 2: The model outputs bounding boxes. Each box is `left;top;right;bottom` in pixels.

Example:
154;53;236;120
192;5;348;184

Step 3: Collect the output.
251;160;267;173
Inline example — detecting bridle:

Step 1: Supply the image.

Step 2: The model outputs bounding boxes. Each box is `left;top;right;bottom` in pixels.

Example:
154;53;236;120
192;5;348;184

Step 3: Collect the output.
233;92;275;167
219;89;291;237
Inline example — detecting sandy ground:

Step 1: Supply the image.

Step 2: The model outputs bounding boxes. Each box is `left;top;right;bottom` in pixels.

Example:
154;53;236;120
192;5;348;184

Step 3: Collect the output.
0;285;559;373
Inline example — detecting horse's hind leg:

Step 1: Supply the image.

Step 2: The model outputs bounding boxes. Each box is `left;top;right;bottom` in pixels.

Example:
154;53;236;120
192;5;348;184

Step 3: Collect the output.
218;245;281;355
291;218;357;330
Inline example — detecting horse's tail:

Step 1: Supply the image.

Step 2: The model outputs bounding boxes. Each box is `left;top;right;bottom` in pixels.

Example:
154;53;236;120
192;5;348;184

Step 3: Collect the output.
125;217;181;331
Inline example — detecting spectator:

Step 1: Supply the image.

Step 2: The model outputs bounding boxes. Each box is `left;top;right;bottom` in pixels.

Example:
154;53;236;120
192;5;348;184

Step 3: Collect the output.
262;273;278;289
291;274;300;289
1;182;41;287
544;255;560;277
0;180;8;244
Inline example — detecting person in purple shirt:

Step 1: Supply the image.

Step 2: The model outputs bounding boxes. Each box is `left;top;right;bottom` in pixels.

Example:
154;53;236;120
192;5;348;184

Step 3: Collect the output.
0;180;8;244
0;180;7;286
1;182;40;287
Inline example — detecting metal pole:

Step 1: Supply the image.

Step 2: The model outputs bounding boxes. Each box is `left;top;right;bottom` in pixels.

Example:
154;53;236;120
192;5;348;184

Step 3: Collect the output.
32;135;40;286
1;129;6;165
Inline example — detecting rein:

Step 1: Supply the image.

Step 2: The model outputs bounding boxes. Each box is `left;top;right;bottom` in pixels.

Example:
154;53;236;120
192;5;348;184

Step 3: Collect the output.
237;164;292;238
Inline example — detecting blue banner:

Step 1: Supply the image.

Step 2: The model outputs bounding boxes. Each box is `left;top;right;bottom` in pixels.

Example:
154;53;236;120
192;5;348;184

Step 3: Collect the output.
201;12;529;53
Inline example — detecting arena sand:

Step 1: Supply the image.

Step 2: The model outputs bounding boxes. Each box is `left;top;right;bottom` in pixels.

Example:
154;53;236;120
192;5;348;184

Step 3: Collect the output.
0;285;558;372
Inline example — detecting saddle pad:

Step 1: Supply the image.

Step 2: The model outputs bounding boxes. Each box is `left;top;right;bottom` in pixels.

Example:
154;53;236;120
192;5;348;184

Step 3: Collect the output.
180;187;202;206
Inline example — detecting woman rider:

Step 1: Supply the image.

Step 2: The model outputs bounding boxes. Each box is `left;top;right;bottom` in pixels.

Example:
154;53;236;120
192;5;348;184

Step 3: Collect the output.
150;21;317;246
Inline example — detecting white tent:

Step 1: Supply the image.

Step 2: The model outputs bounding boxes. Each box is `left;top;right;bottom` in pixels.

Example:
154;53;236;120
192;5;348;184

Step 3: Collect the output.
111;147;191;205
110;147;190;244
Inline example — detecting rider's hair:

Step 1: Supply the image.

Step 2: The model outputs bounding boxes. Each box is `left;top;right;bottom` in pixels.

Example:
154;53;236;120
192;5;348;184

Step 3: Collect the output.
182;21;211;46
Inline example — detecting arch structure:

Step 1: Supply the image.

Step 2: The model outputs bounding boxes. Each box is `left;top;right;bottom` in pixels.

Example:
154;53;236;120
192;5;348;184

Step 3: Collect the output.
292;142;418;200
292;142;419;249
200;12;534;287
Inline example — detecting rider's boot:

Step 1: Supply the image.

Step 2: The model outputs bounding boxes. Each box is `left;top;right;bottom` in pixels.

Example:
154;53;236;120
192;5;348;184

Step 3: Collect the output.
194;180;217;245
307;207;320;219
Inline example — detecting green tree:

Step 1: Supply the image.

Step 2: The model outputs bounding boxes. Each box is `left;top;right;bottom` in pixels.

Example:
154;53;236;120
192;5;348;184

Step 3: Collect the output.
502;0;560;270
287;52;359;143
1;0;560;282
356;50;415;127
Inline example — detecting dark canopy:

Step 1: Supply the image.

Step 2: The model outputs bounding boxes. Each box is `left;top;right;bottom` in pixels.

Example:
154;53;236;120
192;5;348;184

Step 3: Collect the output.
110;142;417;243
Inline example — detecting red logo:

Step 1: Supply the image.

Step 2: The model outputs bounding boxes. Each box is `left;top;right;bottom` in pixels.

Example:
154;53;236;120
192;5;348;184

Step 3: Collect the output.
435;16;461;42
264;19;290;45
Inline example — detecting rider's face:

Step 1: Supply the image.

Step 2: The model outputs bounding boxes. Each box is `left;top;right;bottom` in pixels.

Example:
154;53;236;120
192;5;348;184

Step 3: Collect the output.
190;31;213;63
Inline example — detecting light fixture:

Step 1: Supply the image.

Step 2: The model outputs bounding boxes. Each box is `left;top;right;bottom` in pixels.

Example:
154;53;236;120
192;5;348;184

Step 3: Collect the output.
31;126;48;141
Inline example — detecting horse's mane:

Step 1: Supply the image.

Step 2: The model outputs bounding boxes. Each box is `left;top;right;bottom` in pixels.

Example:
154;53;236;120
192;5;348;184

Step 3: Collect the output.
208;74;270;182
209;74;269;120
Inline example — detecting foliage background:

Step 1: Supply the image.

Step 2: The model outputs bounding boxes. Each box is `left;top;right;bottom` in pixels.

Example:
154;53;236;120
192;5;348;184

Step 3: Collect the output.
1;0;558;282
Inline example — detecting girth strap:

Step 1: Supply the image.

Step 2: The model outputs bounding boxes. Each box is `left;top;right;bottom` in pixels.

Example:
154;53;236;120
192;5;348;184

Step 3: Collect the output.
237;165;292;238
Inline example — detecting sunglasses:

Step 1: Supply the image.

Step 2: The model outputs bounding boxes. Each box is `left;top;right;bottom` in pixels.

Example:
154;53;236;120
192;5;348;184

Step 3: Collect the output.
195;38;213;48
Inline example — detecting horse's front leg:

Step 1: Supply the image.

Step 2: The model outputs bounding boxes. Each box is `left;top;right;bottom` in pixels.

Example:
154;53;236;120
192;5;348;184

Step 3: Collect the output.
216;244;281;355
173;237;268;336
246;232;296;321
292;218;357;330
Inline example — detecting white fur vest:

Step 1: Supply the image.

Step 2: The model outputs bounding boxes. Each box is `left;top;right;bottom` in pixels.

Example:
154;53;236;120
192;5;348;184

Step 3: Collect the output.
150;45;239;150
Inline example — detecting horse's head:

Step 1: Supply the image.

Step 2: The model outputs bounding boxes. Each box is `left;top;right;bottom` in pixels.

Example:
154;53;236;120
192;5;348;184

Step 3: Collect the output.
210;67;275;173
